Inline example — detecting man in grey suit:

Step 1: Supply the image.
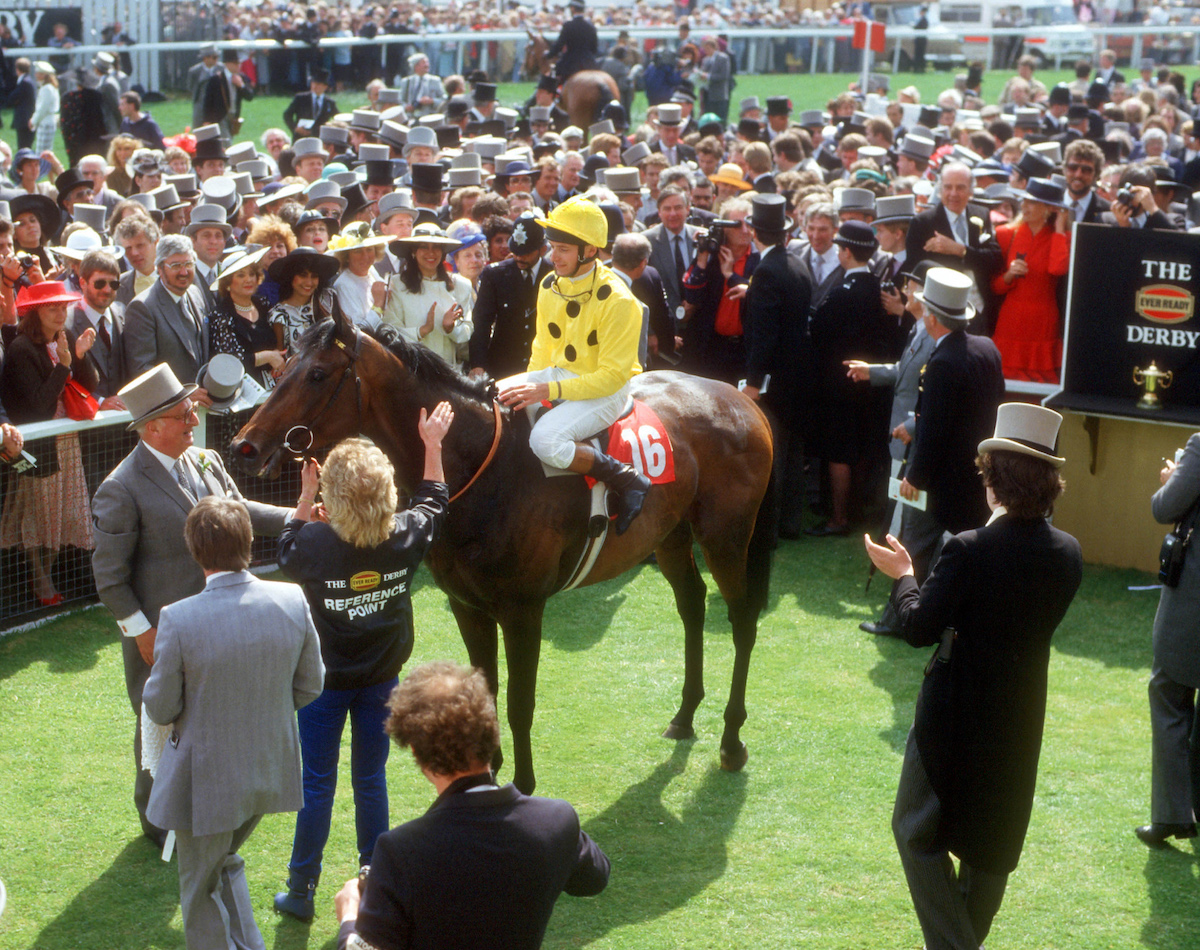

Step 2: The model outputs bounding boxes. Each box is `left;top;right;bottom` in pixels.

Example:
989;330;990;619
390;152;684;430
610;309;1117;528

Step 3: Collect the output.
187;45;220;129
68;248;128;399
145;495;324;949
644;184;700;329
787;203;840;310
92;363;295;845
123;234;212;398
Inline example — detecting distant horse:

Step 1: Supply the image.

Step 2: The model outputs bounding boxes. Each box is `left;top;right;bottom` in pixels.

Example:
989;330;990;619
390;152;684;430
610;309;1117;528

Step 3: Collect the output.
523;31;620;133
232;315;775;794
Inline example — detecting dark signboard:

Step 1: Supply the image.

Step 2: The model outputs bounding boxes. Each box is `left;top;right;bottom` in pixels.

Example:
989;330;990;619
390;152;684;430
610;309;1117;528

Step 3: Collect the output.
1049;223;1200;424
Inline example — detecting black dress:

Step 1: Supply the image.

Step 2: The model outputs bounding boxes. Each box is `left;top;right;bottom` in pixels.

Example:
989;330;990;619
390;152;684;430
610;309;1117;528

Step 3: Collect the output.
206;294;277;388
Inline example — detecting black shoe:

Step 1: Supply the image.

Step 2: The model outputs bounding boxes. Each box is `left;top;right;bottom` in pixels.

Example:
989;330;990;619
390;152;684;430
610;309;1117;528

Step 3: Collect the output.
804;522;850;537
589;451;651;535
274;872;318;922
860;620;899;636
1135;822;1197;847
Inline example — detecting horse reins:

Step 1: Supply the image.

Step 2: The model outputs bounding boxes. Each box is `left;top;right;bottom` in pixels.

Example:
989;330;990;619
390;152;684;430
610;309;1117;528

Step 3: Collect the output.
449;400;503;503
283;327;363;460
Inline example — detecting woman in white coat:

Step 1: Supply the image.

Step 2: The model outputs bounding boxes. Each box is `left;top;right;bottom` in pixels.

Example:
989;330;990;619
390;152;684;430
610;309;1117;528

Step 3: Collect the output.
30;62;59;155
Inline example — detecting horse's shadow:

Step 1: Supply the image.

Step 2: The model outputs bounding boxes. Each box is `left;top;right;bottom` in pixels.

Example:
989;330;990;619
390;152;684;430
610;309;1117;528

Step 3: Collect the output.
25;839;181;949
1140;842;1200;949
541;568;642;653
544;743;747;948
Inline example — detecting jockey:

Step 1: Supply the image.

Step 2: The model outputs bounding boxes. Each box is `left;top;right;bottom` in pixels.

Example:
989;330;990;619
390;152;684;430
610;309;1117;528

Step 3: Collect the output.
498;196;650;534
548;0;600;82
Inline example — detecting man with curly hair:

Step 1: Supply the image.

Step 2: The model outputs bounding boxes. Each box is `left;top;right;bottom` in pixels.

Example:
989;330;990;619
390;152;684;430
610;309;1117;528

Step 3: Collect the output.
333;661;610;950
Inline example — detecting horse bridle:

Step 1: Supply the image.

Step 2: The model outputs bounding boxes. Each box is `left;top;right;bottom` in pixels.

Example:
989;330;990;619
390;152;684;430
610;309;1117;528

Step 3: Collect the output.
282;324;503;503
283;326;363;460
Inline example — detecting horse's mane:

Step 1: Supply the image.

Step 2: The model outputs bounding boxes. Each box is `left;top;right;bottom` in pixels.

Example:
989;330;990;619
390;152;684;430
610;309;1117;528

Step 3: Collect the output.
300;319;495;405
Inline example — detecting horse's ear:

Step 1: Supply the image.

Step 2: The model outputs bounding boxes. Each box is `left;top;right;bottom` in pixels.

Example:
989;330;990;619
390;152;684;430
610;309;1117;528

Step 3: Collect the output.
330;299;357;348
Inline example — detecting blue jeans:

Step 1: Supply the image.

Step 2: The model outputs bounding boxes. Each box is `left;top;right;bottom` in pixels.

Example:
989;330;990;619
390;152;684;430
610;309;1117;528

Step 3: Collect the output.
288;677;397;881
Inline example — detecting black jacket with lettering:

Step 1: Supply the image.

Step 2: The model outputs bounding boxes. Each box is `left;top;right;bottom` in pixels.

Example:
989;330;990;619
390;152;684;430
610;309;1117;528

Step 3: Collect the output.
278;480;448;690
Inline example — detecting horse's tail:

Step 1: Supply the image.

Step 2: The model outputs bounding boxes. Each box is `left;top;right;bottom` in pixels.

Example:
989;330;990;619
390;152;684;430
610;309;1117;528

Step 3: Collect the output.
745;460;776;615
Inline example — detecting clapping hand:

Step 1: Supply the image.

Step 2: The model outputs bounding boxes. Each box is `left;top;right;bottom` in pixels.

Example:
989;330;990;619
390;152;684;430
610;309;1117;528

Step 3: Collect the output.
863;533;915;580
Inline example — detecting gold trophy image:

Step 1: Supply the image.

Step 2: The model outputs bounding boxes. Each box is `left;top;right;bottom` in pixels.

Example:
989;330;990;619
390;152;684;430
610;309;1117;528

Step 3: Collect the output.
1133;361;1173;410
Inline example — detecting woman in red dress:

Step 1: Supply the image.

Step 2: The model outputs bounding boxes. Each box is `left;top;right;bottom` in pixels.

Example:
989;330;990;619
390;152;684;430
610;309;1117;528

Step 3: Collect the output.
990;178;1071;383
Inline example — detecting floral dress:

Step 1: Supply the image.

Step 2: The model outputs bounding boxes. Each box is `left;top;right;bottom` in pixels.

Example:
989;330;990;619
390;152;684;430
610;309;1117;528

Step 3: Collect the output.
269;300;315;356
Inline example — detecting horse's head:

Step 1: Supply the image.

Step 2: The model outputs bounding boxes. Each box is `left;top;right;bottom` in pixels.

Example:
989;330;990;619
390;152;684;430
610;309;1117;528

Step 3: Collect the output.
523;31;550;78
230;310;367;477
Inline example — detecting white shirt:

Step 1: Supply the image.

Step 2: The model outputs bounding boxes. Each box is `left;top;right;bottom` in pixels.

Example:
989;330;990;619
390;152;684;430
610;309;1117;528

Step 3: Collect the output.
80;301;107;331
334;268;382;330
808;245;838;284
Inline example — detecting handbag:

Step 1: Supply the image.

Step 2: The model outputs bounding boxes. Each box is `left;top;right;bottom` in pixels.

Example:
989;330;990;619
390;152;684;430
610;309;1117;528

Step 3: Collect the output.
1159;494;1200;587
62;377;100;421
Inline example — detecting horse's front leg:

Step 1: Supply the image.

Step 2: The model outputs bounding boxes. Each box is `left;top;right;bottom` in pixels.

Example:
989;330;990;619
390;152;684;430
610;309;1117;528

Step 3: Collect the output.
449;598;503;775
499;601;546;795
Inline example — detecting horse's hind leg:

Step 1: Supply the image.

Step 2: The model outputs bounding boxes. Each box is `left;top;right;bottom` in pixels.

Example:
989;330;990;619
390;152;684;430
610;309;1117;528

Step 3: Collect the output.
450;599;503;774
656;521;707;741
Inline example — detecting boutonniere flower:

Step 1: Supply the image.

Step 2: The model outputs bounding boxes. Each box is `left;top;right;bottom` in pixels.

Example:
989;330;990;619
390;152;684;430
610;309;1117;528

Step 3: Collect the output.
196;451;213;478
969;216;984;229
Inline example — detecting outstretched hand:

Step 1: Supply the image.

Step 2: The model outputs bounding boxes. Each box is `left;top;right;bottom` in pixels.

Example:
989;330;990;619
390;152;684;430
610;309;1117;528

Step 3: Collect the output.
863;533;915;580
418;401;454;447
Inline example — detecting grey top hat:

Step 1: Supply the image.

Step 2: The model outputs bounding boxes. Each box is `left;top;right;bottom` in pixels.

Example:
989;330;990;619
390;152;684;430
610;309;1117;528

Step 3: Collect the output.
184;202;233;237
1014;107;1043;129
452;151;483;170
237;159;272;181
194;124;223;143
198;44;218;60
128;193;164;224
603;167;642;195
293;137;326;161
119;364;199;431
622;142;652;165
656;104;683;126
858;145;889;164
379;121;409;149
72;203;108;234
589;119;616;137
1028;140;1063;165
530;106;553;123
225;141;257;167
496;107;519;130
377;190;416;223
473;139;506;160
320;125;351;147
561;126;584;141
150;183;189;213
305;179;349;212
914;266;975;324
835;187;876;214
447;167;483;188
739;96;762;114
230;170;259;199
377;88;402;106
899;135;935;161
197;353;248;411
403;125;439;157
201;176;241;213
357;143;391;163
351;109;382;133
327;170;359;188
165;172;200;199
978;402;1066;467
417;114;443;128
799;109;825;127
873;194;916;224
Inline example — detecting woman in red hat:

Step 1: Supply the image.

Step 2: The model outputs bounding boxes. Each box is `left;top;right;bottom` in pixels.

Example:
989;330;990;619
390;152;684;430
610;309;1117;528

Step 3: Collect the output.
0;280;98;606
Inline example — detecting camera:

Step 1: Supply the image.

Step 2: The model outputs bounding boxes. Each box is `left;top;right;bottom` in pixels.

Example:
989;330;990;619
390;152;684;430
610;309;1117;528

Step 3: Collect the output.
1117;186;1137;209
698;219;739;255
17;254;34;271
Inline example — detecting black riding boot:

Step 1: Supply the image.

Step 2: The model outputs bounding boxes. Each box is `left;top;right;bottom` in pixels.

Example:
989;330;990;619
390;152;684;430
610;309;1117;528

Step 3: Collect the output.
274;871;318;922
588;451;651;535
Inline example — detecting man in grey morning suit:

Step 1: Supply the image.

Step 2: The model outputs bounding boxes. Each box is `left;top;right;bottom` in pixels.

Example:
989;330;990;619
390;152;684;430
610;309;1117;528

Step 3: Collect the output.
91;364;293;846
145;496;323;949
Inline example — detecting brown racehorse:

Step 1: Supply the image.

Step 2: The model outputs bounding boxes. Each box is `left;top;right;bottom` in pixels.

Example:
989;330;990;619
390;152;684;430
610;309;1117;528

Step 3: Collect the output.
231;314;775;794
523;30;620;133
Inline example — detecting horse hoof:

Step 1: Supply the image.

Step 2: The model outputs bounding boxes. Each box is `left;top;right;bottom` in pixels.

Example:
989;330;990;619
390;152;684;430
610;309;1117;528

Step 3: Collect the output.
662;722;696;740
720;742;748;772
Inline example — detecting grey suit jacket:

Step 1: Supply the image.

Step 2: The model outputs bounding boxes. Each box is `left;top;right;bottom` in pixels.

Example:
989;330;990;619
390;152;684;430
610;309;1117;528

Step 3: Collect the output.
644;222;699;320
144;571;324;835
123;280;209;383
787;240;840;310
868;320;935;461
68;302;127;397
1152;432;1200;688
92;442;291;632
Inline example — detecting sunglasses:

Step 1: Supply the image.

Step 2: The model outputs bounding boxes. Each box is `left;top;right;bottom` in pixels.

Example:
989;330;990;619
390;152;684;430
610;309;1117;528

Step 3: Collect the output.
1064;163;1095;173
91;278;120;290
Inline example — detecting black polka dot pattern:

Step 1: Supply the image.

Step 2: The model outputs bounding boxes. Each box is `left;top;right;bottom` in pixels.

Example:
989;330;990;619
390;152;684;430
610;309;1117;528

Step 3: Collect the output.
596;284;611;301
542;275;554;289
564;345;577;362
566;301;580;318
548;323;561;338
588;330;598;346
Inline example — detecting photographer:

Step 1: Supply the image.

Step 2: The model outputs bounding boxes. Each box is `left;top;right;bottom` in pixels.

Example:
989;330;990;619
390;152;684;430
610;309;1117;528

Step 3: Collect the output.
680;197;757;384
1134;438;1200;847
1103;165;1179;230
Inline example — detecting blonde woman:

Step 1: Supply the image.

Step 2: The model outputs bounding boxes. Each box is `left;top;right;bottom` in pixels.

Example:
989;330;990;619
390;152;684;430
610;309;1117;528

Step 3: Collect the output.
30;62;59;155
104;134;141;196
275;414;453;922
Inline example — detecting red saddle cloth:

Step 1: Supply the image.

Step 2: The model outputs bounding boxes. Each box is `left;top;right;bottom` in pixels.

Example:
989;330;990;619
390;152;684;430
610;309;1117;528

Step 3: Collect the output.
587;399;676;486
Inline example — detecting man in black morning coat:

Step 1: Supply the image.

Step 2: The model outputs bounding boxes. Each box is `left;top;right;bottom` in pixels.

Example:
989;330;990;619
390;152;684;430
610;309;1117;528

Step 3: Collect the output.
548;0;600;82
282;68;338;136
742;193;813;539
467;212;553;380
904;161;1004;336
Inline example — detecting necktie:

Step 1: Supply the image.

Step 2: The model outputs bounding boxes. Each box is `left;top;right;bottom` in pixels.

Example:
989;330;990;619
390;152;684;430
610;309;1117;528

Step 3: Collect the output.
1073;200;1085;222
953;214;969;246
98;316;111;351
314;95;322;116
174;459;196;502
674;234;685;285
811;253;823;286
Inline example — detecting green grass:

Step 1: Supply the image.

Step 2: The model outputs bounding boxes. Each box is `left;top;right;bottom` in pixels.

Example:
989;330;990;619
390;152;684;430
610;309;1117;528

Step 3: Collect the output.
1;535;1196;949
16;66;1200;168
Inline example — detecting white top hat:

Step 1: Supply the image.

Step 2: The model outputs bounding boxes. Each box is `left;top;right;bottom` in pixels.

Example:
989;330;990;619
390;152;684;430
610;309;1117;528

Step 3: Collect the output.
978;403;1066;467
914;266;975;323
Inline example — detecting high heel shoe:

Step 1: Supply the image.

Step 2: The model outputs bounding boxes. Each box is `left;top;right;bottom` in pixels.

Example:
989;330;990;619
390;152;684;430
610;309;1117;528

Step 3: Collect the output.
34;589;63;607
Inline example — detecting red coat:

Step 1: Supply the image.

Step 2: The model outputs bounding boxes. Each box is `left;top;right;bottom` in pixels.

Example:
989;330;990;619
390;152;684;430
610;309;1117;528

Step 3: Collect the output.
990;222;1069;383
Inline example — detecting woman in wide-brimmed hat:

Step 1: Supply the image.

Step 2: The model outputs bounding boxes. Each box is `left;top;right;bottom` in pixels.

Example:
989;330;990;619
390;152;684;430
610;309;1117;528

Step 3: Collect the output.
0;280;99;606
206;245;285;389
380;222;474;369
10;147;57;200
329;221;391;329
266;247;343;356
990;177;1071;383
11;193;61;272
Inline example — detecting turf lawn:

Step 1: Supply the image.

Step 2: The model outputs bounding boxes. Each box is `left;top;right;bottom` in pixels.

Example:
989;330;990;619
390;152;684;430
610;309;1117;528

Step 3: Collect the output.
0;529;1197;949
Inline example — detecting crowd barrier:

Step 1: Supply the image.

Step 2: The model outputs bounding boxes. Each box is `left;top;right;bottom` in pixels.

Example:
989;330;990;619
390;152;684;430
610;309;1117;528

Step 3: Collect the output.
0;396;300;633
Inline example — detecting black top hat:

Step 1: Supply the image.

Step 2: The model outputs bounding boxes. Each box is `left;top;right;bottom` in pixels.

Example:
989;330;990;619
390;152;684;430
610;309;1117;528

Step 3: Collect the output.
748;193;792;234
267;246;339;285
1015;148;1056;181
473;82;497;103
1086;81;1110;103
1010;177;1068;208
361;160;395;187
435;125;461;150
1067;103;1090;121
54;169;92;209
579;154;609;185
599;203;624;249
409;162;445;193
341;183;372;222
833;219;878;250
918;105;942;127
310;67;331;86
10;193;60;239
737;118;763;141
194;137;227;163
766;96;792;116
537;74;558;94
445;97;471;121
1097;139;1124;165
1048;84;1072;107
465;120;506;138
